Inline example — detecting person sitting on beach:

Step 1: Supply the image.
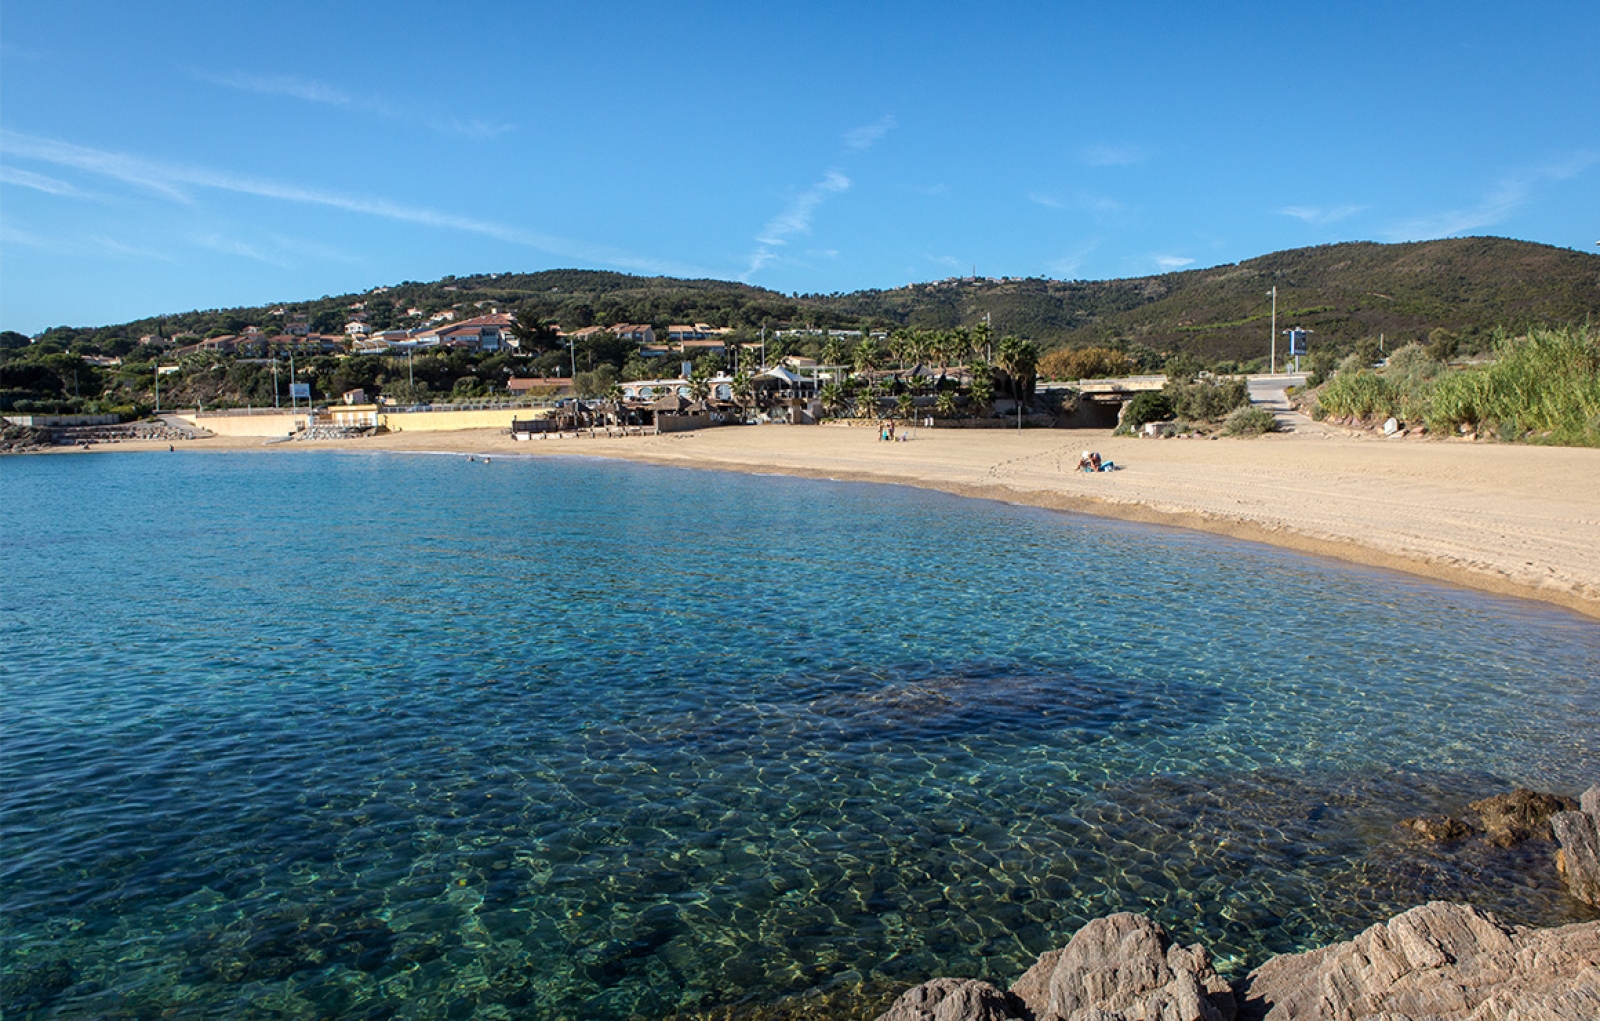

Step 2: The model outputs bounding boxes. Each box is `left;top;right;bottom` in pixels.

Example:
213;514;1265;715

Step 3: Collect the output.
1090;452;1102;471
1077;451;1095;472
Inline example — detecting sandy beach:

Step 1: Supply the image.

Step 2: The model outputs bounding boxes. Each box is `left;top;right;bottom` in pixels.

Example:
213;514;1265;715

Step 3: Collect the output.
45;422;1600;618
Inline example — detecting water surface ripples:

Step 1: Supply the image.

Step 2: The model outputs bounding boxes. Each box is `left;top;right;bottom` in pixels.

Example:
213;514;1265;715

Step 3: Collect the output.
2;452;1596;1019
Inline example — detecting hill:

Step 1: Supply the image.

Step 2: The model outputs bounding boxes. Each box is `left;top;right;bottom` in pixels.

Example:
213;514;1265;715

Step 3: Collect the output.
13;237;1600;365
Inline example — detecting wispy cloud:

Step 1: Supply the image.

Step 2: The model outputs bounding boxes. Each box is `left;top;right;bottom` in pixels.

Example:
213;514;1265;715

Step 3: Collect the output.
1;222;173;262
1047;240;1101;278
1279;204;1365;225
0;164;98;198
1154;255;1195;271
1081;143;1144;167
844;114;896;152
1385;154;1597;240
744;170;851;278
0;130;697;276
194;69;514;139
1029;190;1123;214
198;71;353;106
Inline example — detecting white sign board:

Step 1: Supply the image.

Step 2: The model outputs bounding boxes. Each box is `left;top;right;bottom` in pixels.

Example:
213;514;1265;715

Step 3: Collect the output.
289;382;311;399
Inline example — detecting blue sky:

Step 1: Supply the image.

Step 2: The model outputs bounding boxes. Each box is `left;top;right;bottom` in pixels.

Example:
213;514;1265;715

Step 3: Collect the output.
2;1;1596;334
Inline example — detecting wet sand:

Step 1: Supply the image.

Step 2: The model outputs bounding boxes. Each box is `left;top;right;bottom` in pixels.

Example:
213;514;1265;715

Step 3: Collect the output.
53;423;1600;618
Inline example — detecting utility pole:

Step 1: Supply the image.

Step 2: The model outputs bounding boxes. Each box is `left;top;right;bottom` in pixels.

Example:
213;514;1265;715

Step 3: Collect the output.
273;358;280;409
290;351;297;412
154;364;161;414
1268;286;1278;374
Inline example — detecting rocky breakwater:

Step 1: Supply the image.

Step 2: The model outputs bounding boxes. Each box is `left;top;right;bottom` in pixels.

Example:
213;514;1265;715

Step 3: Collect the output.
875;903;1599;1021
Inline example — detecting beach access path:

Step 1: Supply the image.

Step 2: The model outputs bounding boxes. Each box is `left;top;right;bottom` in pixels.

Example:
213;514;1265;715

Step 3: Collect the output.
49;422;1600;619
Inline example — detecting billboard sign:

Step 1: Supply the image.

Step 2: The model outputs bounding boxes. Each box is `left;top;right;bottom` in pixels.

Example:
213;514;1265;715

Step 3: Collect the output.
1286;329;1308;356
289;382;311;399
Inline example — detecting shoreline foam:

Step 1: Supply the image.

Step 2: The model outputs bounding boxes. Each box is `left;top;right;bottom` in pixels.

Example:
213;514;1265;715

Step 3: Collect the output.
21;424;1600;619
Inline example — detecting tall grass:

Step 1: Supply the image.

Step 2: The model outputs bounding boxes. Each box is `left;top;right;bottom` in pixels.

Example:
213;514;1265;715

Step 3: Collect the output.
1428;326;1600;445
1313;326;1600;446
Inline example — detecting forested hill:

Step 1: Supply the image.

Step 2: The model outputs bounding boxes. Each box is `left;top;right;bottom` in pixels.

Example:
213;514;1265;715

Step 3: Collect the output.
23;237;1600;362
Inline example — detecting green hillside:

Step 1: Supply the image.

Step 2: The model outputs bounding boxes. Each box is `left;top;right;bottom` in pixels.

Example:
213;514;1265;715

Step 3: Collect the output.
10;236;1598;373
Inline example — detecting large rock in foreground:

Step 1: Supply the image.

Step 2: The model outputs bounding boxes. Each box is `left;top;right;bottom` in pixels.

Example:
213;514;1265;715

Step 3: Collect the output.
1552;784;1600;909
873;903;1599;1021
1237;902;1600;1020
1010;913;1236;1021
875;912;1235;1021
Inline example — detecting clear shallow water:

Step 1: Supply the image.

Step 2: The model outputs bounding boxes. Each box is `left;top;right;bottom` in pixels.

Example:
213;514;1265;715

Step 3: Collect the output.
2;450;1597;1020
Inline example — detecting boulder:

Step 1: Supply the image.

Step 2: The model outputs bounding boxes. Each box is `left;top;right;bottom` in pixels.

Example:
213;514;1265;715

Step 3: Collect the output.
1468;788;1577;847
876;977;1024;1021
1552;783;1600;908
1237;901;1600;1020
1398;815;1476;842
1007;913;1235;1021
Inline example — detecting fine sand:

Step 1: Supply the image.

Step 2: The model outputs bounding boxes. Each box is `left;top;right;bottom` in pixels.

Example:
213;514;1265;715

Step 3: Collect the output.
50;422;1600;619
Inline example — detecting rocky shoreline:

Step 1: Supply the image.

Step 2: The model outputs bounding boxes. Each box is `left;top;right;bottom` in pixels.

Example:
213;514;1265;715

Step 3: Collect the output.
875;785;1600;1021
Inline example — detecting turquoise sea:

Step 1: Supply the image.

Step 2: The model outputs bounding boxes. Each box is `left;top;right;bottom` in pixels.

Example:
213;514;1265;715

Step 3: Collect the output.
2;451;1597;1020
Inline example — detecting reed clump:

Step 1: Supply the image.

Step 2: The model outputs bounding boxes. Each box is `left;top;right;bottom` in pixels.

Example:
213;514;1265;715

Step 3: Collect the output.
1312;325;1600;446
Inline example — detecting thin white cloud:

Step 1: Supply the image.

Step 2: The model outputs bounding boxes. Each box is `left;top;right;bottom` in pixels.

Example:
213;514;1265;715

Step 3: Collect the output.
1081;143;1144;167
0;130;699;276
1047;240;1101;278
1279;204;1365;225
194;233;295;269
198;71;353;106
1154;255;1195;271
1;223;174;262
1030;190;1123;214
1385;154;1597;240
0;164;97;198
744;170;851;279
844;114;896;151
194;69;513;139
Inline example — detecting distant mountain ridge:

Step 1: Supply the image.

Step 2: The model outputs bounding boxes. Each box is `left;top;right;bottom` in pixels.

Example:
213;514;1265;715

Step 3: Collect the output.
26;237;1600;361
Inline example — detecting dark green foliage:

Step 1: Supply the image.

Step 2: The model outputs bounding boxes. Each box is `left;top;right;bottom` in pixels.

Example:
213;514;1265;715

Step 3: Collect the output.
1222;406;1279;436
1165;376;1250;421
1121;391;1174;429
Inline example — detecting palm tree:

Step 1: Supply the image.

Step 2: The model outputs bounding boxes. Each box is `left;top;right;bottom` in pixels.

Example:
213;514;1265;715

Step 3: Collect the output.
853;336;881;377
995;336;1039;402
821;336;845;368
935;389;959;419
895;393;914;424
968;360;994;414
687;367;712;404
819;381;847;418
972;321;994;366
731;369;753;422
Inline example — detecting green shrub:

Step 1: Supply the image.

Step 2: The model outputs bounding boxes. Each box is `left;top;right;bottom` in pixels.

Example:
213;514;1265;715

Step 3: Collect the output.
1165;376;1249;421
1222;405;1279;436
1119;391;1173;431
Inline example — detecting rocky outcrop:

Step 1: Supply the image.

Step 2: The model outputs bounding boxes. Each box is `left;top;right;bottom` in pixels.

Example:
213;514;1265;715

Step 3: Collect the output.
876;913;1236;1021
876;977;1022;1021
1237;902;1600;1020
1467;788;1578;847
1553;784;1600;908
874;904;1599;1021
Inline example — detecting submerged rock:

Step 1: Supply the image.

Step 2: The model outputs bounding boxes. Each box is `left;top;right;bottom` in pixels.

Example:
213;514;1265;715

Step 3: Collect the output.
1237;901;1600;1020
1397;814;1476;842
1468;788;1577;847
1552;784;1600;908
